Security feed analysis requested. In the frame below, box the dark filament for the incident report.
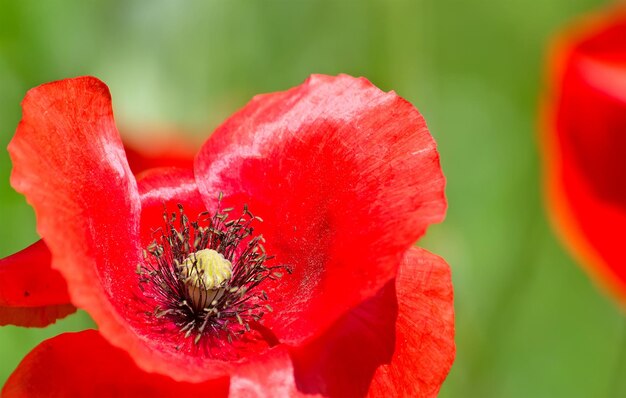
[137,197,291,345]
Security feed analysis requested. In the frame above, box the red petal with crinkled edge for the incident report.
[368,247,455,398]
[8,78,149,375]
[2,330,229,398]
[194,74,447,345]
[290,247,454,397]
[541,5,626,304]
[0,304,75,328]
[0,240,76,327]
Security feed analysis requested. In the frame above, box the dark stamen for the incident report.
[137,196,291,346]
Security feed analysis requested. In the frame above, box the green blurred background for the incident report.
[0,1,623,396]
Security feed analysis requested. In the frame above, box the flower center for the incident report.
[136,200,290,347]
[179,249,232,309]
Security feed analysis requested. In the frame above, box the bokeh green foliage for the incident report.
[0,1,623,396]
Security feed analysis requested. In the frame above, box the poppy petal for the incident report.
[7,77,151,374]
[194,74,447,345]
[0,240,75,327]
[2,330,229,398]
[136,167,207,247]
[290,272,397,397]
[542,6,626,302]
[290,247,454,397]
[368,247,455,398]
[229,347,311,398]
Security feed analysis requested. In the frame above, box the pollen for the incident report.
[179,249,233,291]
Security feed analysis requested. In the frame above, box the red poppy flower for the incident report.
[1,74,454,397]
[541,5,626,303]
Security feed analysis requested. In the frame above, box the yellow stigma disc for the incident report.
[180,249,233,290]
